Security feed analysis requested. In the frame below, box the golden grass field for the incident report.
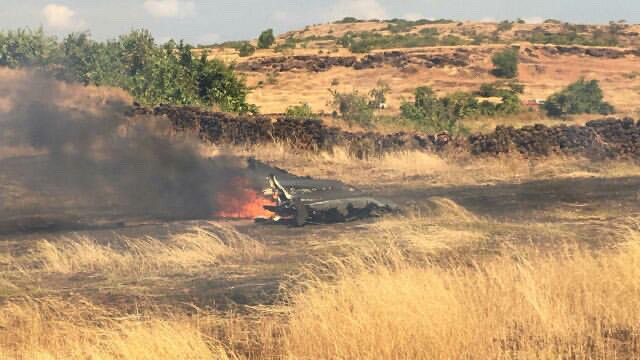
[2,194,640,359]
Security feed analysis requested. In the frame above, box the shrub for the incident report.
[274,37,296,53]
[476,80,524,97]
[285,103,317,119]
[329,89,375,127]
[520,29,621,47]
[237,42,255,57]
[349,40,372,53]
[368,81,390,109]
[335,17,362,24]
[544,78,615,117]
[257,29,275,49]
[401,83,525,132]
[386,20,414,34]
[497,20,514,32]
[440,35,466,46]
[400,87,468,134]
[419,28,439,36]
[491,48,519,78]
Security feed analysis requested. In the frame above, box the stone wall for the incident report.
[128,104,640,160]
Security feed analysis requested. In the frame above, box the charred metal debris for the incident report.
[248,159,398,226]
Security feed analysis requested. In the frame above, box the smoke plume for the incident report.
[0,72,247,229]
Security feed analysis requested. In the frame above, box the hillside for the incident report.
[203,19,640,117]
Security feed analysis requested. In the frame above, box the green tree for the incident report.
[491,48,519,78]
[0,27,257,114]
[59,32,126,86]
[194,54,257,113]
[238,42,255,57]
[544,78,614,117]
[0,27,58,68]
[118,29,156,77]
[257,29,275,49]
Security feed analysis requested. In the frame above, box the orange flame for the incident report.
[214,177,275,219]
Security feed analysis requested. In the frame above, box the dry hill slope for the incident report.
[203,20,640,116]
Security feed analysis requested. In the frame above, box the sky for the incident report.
[0,0,638,44]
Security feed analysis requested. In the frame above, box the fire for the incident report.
[214,177,275,219]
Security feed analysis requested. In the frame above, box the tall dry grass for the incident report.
[284,235,640,359]
[28,223,267,277]
[1,224,640,358]
[217,141,640,188]
[0,297,236,359]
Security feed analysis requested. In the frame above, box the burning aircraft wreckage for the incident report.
[243,159,398,226]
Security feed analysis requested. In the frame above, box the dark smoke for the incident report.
[0,73,247,230]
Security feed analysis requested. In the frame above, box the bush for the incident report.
[335,17,362,24]
[329,89,375,127]
[274,37,296,53]
[544,78,615,117]
[440,35,466,46]
[368,81,390,109]
[340,29,468,52]
[520,29,620,47]
[285,103,317,119]
[349,40,372,53]
[386,20,414,34]
[419,28,439,36]
[497,21,514,32]
[238,42,255,57]
[400,87,468,134]
[476,80,524,97]
[257,29,275,49]
[491,48,519,78]
[401,83,525,133]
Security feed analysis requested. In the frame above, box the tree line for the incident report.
[0,27,256,113]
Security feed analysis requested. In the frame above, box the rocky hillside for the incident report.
[202,20,640,116]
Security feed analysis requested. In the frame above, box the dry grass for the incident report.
[0,297,236,359]
[235,20,640,115]
[243,43,640,114]
[219,142,640,188]
[460,111,601,134]
[284,237,640,359]
[3,223,639,359]
[25,223,267,277]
